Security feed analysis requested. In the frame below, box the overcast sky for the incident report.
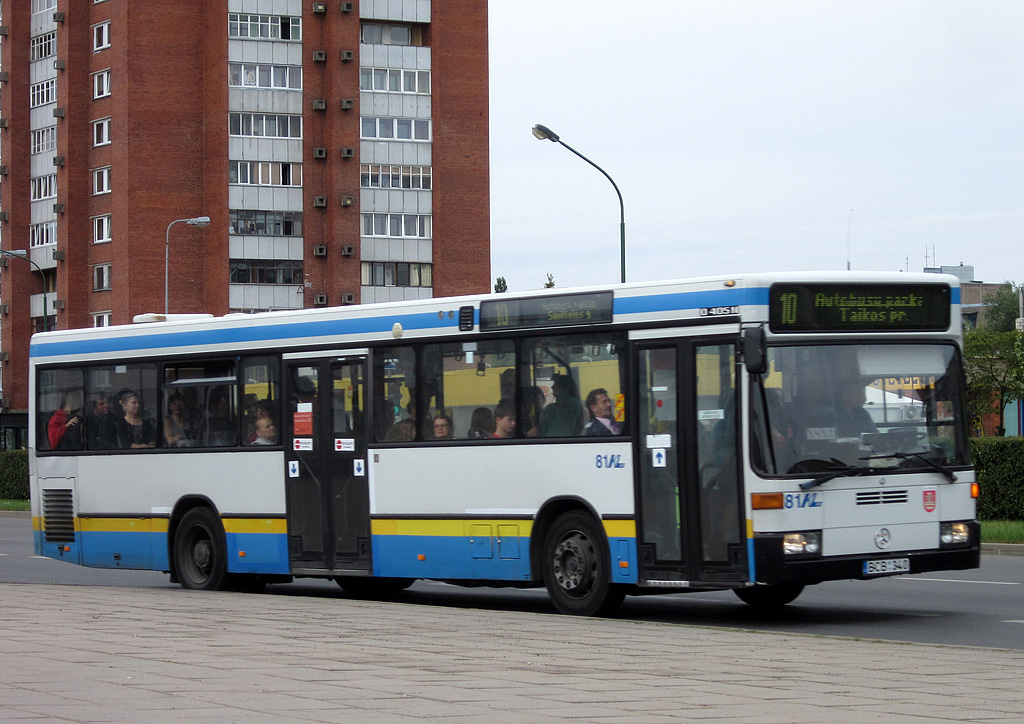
[487,0,1024,292]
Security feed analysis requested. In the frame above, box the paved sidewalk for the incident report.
[1,583,1022,723]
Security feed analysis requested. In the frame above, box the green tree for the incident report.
[981,282,1021,333]
[963,327,1024,436]
[544,273,555,288]
[493,276,507,293]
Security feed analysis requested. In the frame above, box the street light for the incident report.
[532,124,626,284]
[165,216,210,315]
[0,248,48,331]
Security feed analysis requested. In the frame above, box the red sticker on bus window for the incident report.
[293,411,313,436]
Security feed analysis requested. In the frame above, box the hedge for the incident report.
[969,437,1024,521]
[0,441,1021,520]
[0,450,28,500]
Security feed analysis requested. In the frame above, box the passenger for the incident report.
[467,407,495,439]
[490,399,516,439]
[522,385,546,437]
[164,394,195,447]
[115,391,157,449]
[584,388,621,436]
[431,414,453,440]
[48,390,84,450]
[250,415,278,445]
[385,418,416,442]
[539,374,584,437]
[85,394,116,450]
[834,378,878,437]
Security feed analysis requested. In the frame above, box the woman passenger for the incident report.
[116,391,156,449]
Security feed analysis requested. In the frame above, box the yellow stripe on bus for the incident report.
[370,518,636,539]
[222,518,287,535]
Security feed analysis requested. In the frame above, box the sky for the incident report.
[486,0,1024,292]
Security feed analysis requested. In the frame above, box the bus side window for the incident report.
[38,368,85,451]
[374,346,416,442]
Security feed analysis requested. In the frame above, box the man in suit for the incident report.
[584,388,621,436]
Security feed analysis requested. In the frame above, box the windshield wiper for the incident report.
[860,451,957,483]
[799,461,881,490]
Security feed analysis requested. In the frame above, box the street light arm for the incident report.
[0,248,49,331]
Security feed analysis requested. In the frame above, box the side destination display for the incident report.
[480,291,613,331]
[769,283,950,332]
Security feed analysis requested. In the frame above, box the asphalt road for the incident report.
[3,514,1022,650]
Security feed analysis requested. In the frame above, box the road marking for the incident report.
[1002,620,1024,624]
[898,577,1019,585]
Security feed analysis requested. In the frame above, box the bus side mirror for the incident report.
[743,327,767,375]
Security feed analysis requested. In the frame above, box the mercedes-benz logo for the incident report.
[874,528,892,549]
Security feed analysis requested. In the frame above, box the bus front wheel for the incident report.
[734,583,804,609]
[173,507,228,591]
[542,511,624,616]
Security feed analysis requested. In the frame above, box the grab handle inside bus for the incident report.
[743,326,767,375]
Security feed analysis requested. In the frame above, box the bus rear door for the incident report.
[635,339,748,587]
[283,351,370,576]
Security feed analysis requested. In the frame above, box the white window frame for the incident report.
[227,63,302,91]
[93,264,112,292]
[93,69,111,99]
[31,126,57,155]
[359,67,430,95]
[360,164,432,190]
[92,117,111,146]
[32,0,57,14]
[229,161,302,187]
[360,213,432,239]
[228,112,302,139]
[92,166,111,195]
[93,214,112,244]
[228,14,301,41]
[30,79,57,108]
[30,174,57,201]
[92,311,112,327]
[360,117,431,142]
[30,221,57,248]
[30,32,57,61]
[93,22,111,52]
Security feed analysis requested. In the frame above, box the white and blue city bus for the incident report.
[29,271,980,615]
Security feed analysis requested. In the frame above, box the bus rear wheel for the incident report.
[734,583,804,609]
[173,507,228,591]
[542,511,624,616]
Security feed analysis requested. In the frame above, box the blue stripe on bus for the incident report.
[614,286,767,315]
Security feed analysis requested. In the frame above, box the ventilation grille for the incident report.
[42,489,75,542]
[856,490,908,506]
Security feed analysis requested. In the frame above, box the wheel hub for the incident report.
[552,533,594,594]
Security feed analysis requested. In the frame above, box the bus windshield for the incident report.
[750,343,969,476]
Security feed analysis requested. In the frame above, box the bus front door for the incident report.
[635,341,748,586]
[284,353,370,576]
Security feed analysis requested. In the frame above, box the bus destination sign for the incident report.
[769,283,950,333]
[479,291,614,332]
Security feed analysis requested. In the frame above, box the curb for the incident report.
[0,510,30,518]
[981,542,1024,557]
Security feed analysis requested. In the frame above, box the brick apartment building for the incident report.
[0,0,490,419]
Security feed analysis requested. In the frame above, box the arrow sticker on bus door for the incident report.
[288,460,300,478]
[652,449,666,468]
[353,458,365,477]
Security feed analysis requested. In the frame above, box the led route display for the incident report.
[769,283,951,332]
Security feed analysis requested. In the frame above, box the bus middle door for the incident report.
[635,339,748,586]
[284,352,371,576]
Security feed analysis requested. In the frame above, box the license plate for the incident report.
[863,558,910,576]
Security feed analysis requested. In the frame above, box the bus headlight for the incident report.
[783,531,821,556]
[940,522,970,546]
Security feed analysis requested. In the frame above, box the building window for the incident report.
[30,221,57,248]
[92,117,111,146]
[360,164,431,190]
[360,117,431,142]
[30,32,57,61]
[229,210,302,236]
[93,264,112,292]
[360,262,432,288]
[360,23,421,46]
[93,69,111,99]
[93,215,112,243]
[229,260,303,284]
[359,67,430,94]
[229,161,302,187]
[30,174,57,201]
[228,112,302,139]
[92,311,112,327]
[30,79,57,108]
[361,213,431,238]
[228,14,301,41]
[32,0,57,14]
[31,126,57,155]
[93,166,111,195]
[93,22,111,52]
[228,63,302,90]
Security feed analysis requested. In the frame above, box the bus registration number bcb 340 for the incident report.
[863,558,910,576]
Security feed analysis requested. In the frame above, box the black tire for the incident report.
[173,507,228,591]
[542,511,625,616]
[335,577,414,597]
[734,583,804,608]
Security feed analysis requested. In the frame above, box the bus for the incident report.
[29,271,980,615]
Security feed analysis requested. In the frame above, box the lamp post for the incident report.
[165,216,211,315]
[532,124,626,284]
[0,249,49,331]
